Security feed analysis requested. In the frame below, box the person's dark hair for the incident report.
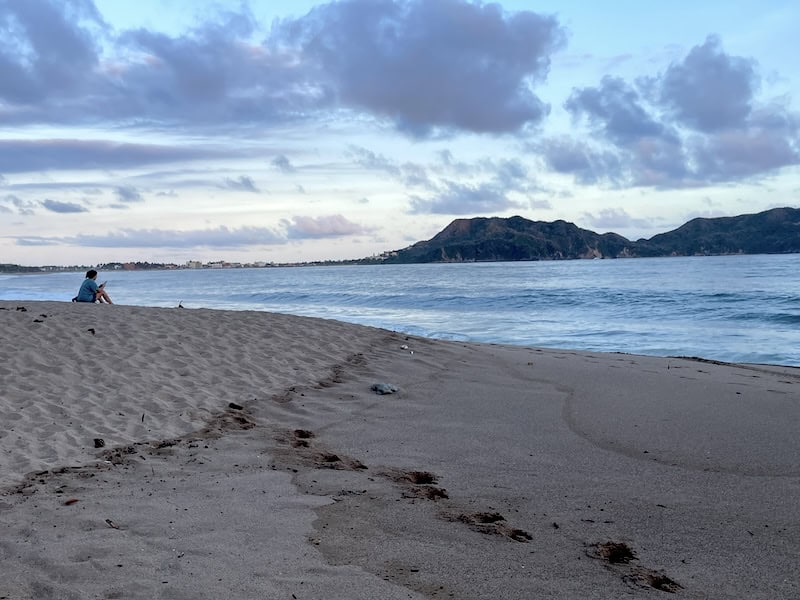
[86,269,97,279]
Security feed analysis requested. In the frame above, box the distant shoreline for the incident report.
[4,249,800,274]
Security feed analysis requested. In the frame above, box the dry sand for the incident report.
[1,300,798,599]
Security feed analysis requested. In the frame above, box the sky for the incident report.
[1,0,798,266]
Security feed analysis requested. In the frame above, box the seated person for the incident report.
[74,269,113,304]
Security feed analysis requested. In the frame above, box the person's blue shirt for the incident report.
[76,278,99,302]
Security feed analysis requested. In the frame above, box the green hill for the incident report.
[375,207,800,263]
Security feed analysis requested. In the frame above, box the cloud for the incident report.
[0,193,36,215]
[0,139,227,173]
[657,36,758,132]
[580,207,652,231]
[399,162,433,189]
[0,0,103,105]
[115,185,143,203]
[0,2,314,128]
[1,0,565,135]
[41,199,88,213]
[557,37,800,188]
[486,158,532,192]
[348,147,539,214]
[352,146,536,195]
[537,137,623,185]
[17,225,287,248]
[348,145,433,188]
[434,149,477,176]
[12,215,373,248]
[348,146,402,177]
[529,198,552,210]
[221,175,259,192]
[15,237,61,246]
[689,118,800,180]
[409,181,522,215]
[565,76,666,144]
[281,0,566,135]
[283,214,373,239]
[271,154,296,173]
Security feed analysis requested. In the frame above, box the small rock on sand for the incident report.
[371,383,399,395]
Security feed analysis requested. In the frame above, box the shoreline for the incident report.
[1,301,798,598]
[4,255,799,369]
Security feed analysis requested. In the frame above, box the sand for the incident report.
[1,300,798,599]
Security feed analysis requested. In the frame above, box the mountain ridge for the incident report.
[373,207,800,263]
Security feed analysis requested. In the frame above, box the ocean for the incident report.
[2,254,799,366]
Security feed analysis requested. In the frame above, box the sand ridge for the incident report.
[0,301,382,489]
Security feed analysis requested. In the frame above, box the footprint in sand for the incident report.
[588,541,683,593]
[453,512,532,542]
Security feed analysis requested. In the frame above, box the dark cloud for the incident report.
[281,0,565,135]
[0,2,311,127]
[658,36,758,132]
[283,214,373,239]
[408,181,522,215]
[41,198,88,213]
[115,185,143,203]
[565,76,665,144]
[537,137,623,185]
[0,0,102,105]
[689,127,800,180]
[630,135,691,186]
[112,12,317,127]
[0,139,225,173]
[557,37,799,187]
[221,175,259,192]
[271,154,296,173]
[1,1,565,134]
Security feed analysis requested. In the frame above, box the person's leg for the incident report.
[97,289,113,304]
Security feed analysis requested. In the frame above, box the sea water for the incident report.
[2,254,799,366]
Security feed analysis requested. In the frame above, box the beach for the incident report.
[1,301,798,599]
